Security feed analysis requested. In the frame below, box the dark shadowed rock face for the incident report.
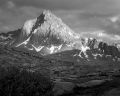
[97,42,120,60]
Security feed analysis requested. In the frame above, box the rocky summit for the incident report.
[0,10,120,61]
[0,10,83,55]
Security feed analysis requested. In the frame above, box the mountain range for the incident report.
[0,10,120,62]
[1,10,120,96]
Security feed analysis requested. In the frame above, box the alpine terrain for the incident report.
[0,10,120,96]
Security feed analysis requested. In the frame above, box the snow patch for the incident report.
[109,16,120,23]
[16,36,31,47]
[32,45,44,52]
[33,29,38,34]
[47,44,63,54]
[49,45,56,54]
[58,44,63,50]
[92,54,102,59]
[28,48,34,51]
[78,45,90,58]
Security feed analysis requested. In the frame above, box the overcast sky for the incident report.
[0,0,120,42]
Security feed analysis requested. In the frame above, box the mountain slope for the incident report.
[0,10,83,55]
[1,10,120,96]
[1,44,120,96]
[0,10,120,62]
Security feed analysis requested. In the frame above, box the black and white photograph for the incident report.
[0,0,120,96]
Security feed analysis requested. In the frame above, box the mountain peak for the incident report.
[37,10,62,24]
[42,10,61,20]
[21,10,80,43]
[22,10,55,36]
[10,10,82,55]
[41,10,54,19]
[42,10,51,15]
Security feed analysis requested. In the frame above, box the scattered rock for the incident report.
[77,80,107,87]
[103,88,120,96]
[53,81,75,96]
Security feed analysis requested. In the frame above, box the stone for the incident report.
[53,81,75,96]
[77,80,106,87]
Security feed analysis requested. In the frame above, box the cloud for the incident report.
[0,5,43,32]
[109,16,120,23]
[0,0,116,15]
[0,5,83,32]
[80,30,120,43]
[6,1,15,9]
[0,0,119,13]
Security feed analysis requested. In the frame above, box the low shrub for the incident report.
[0,66,53,96]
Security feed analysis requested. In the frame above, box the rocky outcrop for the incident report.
[12,10,82,55]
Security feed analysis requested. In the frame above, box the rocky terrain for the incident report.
[0,10,120,61]
[0,45,120,96]
[0,10,120,96]
[0,10,81,55]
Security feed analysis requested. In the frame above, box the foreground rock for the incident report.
[53,81,75,96]
[103,88,120,96]
[77,80,108,87]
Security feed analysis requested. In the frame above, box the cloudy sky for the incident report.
[0,0,120,42]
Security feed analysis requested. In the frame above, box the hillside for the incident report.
[0,10,120,96]
[0,45,120,96]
